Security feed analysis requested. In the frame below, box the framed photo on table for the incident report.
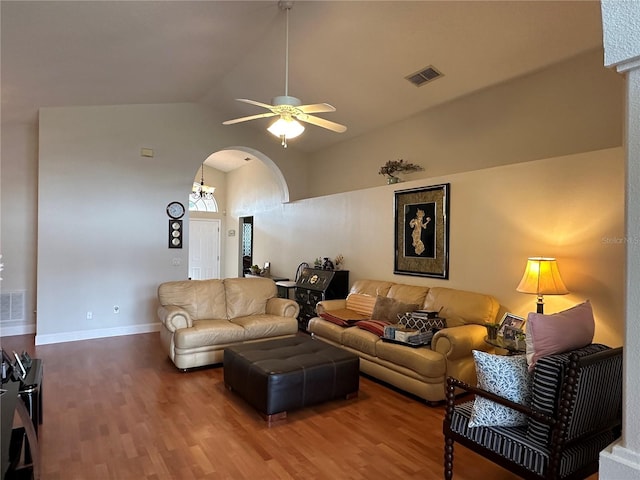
[394,183,450,279]
[498,313,526,340]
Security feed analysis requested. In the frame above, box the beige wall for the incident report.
[0,48,624,346]
[32,103,308,343]
[307,49,623,199]
[0,122,39,332]
[227,147,624,348]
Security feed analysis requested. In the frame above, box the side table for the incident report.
[484,336,526,355]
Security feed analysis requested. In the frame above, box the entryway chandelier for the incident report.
[191,162,215,200]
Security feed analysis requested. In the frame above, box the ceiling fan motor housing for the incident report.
[272,95,302,107]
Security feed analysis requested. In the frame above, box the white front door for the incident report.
[189,218,221,279]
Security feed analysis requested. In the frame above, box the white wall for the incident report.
[600,1,640,477]
[227,147,625,348]
[34,103,308,344]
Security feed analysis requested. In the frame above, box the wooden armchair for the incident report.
[443,344,623,480]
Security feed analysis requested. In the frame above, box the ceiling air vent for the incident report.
[405,65,443,87]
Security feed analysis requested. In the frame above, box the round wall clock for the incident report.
[166,201,185,219]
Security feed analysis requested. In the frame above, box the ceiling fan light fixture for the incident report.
[268,117,305,147]
[222,0,346,144]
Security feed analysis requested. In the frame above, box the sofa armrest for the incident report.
[265,297,300,318]
[431,324,489,361]
[157,305,193,332]
[316,299,347,315]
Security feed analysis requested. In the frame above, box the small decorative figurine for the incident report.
[322,257,334,270]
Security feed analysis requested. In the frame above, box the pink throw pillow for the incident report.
[525,301,595,370]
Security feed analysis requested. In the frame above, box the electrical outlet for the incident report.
[86,311,93,320]
[113,305,120,314]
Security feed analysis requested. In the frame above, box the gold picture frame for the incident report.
[394,183,450,278]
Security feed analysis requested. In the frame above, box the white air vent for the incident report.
[406,65,444,87]
[1,290,25,322]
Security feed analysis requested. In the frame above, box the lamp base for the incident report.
[536,295,544,314]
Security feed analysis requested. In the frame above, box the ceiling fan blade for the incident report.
[296,113,347,133]
[298,103,336,114]
[235,98,275,111]
[222,112,277,125]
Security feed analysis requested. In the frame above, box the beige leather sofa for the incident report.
[158,277,300,370]
[307,279,500,403]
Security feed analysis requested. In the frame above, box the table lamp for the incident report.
[516,257,569,314]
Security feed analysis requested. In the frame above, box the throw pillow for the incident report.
[398,312,446,333]
[319,308,369,328]
[525,301,595,371]
[468,350,533,428]
[371,296,419,324]
[355,319,391,337]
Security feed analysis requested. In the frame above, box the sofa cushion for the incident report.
[423,287,499,327]
[158,279,227,320]
[225,277,276,319]
[308,318,347,344]
[386,284,429,307]
[230,314,298,339]
[469,351,532,427]
[355,319,391,337]
[371,295,419,323]
[375,341,446,378]
[345,293,377,317]
[342,327,379,356]
[525,301,595,371]
[350,280,395,298]
[174,319,245,349]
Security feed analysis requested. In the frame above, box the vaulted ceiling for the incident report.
[1,1,604,154]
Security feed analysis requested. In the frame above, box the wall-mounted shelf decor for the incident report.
[169,220,183,249]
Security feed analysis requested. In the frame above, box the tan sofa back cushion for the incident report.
[350,280,395,297]
[423,287,499,327]
[387,284,430,306]
[225,277,276,319]
[158,279,227,320]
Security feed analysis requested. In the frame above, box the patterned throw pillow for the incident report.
[468,350,533,427]
[398,313,446,333]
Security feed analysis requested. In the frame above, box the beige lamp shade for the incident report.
[517,257,568,313]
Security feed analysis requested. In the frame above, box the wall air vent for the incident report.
[1,290,25,323]
[405,65,444,87]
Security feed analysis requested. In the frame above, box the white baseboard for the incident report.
[35,322,160,345]
[600,441,640,479]
[0,322,36,337]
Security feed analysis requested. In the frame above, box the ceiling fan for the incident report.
[222,1,347,148]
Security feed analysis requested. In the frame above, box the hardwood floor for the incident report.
[1,333,598,479]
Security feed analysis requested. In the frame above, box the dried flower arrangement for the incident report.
[378,159,423,183]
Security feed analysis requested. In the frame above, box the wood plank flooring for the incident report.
[1,333,598,479]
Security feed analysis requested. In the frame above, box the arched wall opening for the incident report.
[190,145,291,279]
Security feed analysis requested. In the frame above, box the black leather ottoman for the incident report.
[223,336,359,422]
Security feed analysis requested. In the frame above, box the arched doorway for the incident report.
[190,147,290,279]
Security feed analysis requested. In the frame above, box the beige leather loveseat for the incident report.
[158,277,300,369]
[307,280,499,403]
